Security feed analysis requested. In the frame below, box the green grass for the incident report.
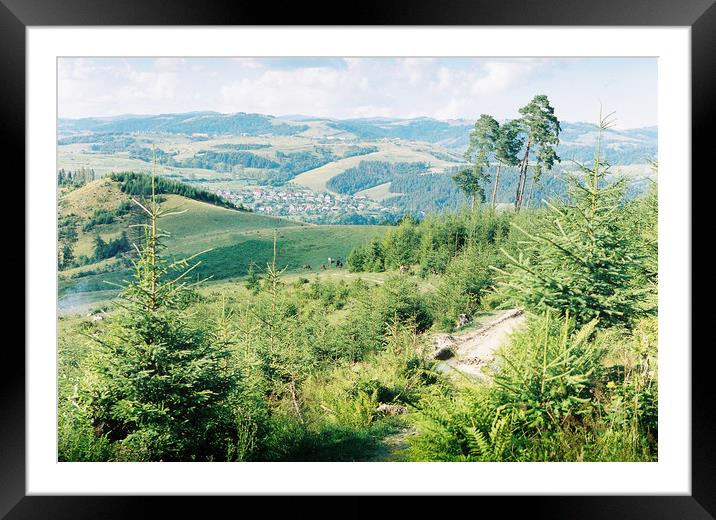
[158,195,303,254]
[58,190,389,312]
[192,225,387,280]
[58,176,389,313]
[355,181,403,201]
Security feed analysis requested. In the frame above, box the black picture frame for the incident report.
[5,0,709,517]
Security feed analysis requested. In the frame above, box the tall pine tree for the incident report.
[492,119,524,208]
[461,114,500,210]
[83,154,238,461]
[514,95,561,211]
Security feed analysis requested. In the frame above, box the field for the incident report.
[292,141,461,193]
[355,182,402,201]
[190,224,387,279]
[58,144,183,178]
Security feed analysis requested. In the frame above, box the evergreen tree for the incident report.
[248,231,313,420]
[92,234,107,261]
[451,168,485,210]
[245,262,261,294]
[58,215,78,269]
[515,95,561,211]
[83,157,237,461]
[492,119,524,207]
[383,218,420,268]
[458,114,499,210]
[494,111,647,326]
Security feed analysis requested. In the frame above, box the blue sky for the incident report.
[58,57,657,128]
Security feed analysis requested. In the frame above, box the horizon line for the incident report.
[57,110,658,129]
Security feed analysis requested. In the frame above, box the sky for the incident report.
[58,57,657,128]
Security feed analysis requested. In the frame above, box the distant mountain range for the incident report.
[59,111,657,165]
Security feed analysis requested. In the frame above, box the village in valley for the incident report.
[215,186,394,223]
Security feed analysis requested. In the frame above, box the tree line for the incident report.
[110,171,245,211]
[58,167,97,188]
[327,161,430,195]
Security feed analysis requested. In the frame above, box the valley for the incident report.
[58,111,657,224]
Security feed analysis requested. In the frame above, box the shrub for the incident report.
[409,384,513,461]
[374,275,433,333]
[432,244,497,330]
[58,400,111,462]
[347,238,385,272]
[383,218,421,269]
[492,312,603,430]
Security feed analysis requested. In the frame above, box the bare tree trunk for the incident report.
[519,167,528,208]
[515,160,528,211]
[515,135,532,212]
[514,165,524,211]
[526,173,535,209]
[289,377,303,422]
[491,162,501,208]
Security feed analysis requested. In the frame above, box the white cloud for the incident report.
[56,57,656,127]
[220,67,342,116]
[397,58,434,85]
[470,60,541,96]
[351,105,394,118]
[434,98,468,120]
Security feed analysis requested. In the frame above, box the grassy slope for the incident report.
[355,182,402,201]
[192,224,386,280]
[159,195,304,254]
[60,177,125,218]
[58,180,388,312]
[60,178,130,256]
[292,151,384,192]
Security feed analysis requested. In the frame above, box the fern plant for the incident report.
[409,384,515,462]
[465,411,513,462]
[493,311,602,431]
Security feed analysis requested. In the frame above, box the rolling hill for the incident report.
[58,111,310,137]
[59,111,657,161]
[58,177,388,313]
[57,110,657,224]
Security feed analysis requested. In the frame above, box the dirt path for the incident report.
[434,308,526,379]
[369,309,526,461]
[366,425,416,462]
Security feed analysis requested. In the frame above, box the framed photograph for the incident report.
[7,0,710,516]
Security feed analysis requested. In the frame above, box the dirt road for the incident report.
[434,308,526,379]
